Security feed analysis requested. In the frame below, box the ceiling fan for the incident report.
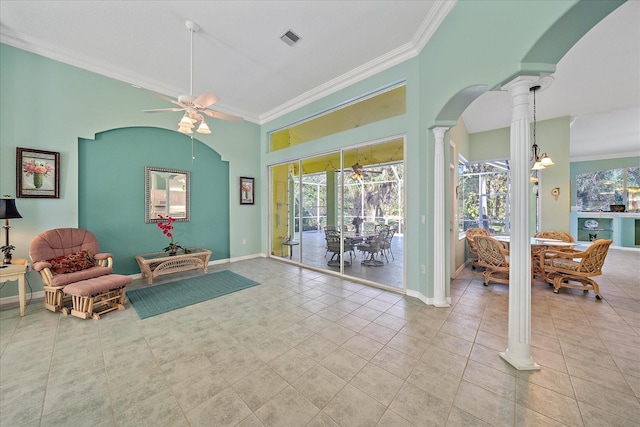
[139,20,242,134]
[349,162,383,179]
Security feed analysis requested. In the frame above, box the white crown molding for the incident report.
[258,41,418,124]
[413,0,457,52]
[570,151,640,163]
[258,0,457,124]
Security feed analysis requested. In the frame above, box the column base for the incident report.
[499,350,541,371]
[433,301,450,308]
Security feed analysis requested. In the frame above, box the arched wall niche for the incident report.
[78,126,230,274]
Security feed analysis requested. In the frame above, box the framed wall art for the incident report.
[16,147,60,198]
[240,177,255,205]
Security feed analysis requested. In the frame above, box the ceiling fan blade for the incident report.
[142,108,185,113]
[193,92,219,109]
[202,109,244,122]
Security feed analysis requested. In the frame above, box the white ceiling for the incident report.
[1,1,638,161]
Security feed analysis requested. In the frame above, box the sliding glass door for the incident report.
[269,138,405,290]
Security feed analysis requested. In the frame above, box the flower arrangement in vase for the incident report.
[157,215,185,255]
[241,182,252,200]
[22,160,53,189]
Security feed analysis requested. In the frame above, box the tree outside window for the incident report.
[458,160,510,234]
[576,167,640,212]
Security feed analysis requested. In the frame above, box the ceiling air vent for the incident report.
[280,30,301,46]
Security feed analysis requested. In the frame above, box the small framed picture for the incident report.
[240,177,255,205]
[17,147,60,198]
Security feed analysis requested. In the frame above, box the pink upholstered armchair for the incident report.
[30,228,131,319]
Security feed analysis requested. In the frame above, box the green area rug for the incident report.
[127,270,260,319]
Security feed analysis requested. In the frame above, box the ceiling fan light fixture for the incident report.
[196,120,211,134]
[179,115,195,128]
[141,19,242,143]
[177,125,193,134]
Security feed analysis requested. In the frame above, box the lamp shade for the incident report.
[0,198,22,219]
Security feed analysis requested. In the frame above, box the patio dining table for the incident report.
[327,232,376,267]
[343,232,376,244]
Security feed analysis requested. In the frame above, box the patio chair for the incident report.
[543,239,612,300]
[326,232,353,266]
[474,235,510,286]
[358,227,388,266]
[380,227,396,261]
[465,228,490,269]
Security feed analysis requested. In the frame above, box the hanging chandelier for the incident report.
[530,85,554,170]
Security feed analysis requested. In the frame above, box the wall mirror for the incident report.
[145,166,190,223]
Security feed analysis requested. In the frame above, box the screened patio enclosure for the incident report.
[270,138,405,289]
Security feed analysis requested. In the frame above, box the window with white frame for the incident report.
[458,158,511,234]
[576,166,640,212]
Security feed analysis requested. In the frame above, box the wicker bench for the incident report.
[135,248,212,285]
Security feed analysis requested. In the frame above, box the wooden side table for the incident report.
[0,263,28,316]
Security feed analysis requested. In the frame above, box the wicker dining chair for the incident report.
[465,228,490,269]
[474,235,510,286]
[532,230,575,281]
[543,239,612,300]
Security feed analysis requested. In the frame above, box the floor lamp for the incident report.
[0,196,23,265]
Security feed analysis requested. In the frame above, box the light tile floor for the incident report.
[1,249,638,426]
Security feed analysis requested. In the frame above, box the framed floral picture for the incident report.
[240,177,254,205]
[16,147,60,198]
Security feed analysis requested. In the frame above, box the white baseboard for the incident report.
[0,291,45,307]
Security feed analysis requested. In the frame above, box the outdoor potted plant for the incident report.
[352,216,363,235]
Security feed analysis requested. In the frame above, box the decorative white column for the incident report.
[433,127,450,307]
[500,76,540,370]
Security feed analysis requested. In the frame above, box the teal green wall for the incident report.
[570,156,640,205]
[536,117,571,232]
[469,127,511,163]
[78,127,230,274]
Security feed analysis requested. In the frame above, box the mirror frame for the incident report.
[145,166,190,223]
